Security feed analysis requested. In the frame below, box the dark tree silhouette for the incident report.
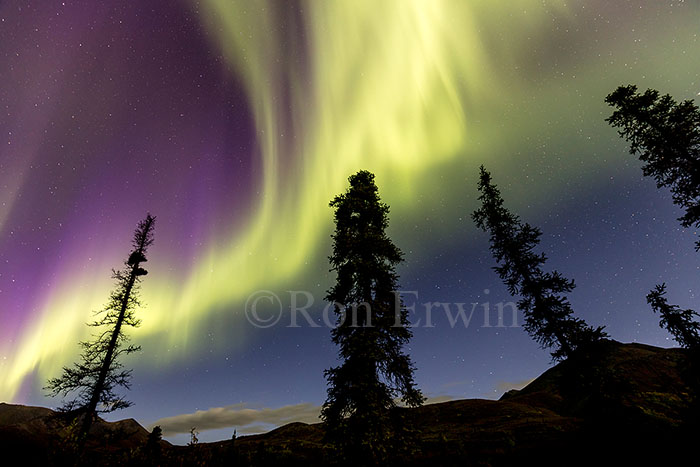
[647,284,700,351]
[145,425,163,459]
[606,85,700,349]
[472,166,607,360]
[45,213,155,444]
[605,84,700,250]
[321,170,424,463]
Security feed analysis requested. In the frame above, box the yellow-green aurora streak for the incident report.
[0,0,643,401]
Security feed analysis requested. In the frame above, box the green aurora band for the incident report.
[2,0,698,402]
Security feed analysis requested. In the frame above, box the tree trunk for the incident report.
[78,230,150,445]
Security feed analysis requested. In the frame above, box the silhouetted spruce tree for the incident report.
[145,425,163,460]
[472,166,607,360]
[647,284,700,352]
[321,170,424,464]
[45,213,155,444]
[605,85,700,250]
[606,85,700,349]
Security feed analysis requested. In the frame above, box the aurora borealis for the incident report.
[1,0,699,443]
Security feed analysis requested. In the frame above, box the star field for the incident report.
[0,0,699,443]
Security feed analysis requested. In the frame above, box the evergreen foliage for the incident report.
[606,85,700,350]
[647,284,700,351]
[472,167,607,360]
[45,214,156,442]
[606,85,700,250]
[321,170,424,464]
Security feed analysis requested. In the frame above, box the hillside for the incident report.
[1,341,696,466]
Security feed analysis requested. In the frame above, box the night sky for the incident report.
[1,0,699,444]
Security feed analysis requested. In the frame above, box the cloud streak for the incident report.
[495,379,534,394]
[150,396,455,436]
[150,402,321,436]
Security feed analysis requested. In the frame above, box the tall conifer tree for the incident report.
[322,171,423,463]
[45,213,155,443]
[606,85,700,249]
[607,85,700,348]
[473,167,606,360]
